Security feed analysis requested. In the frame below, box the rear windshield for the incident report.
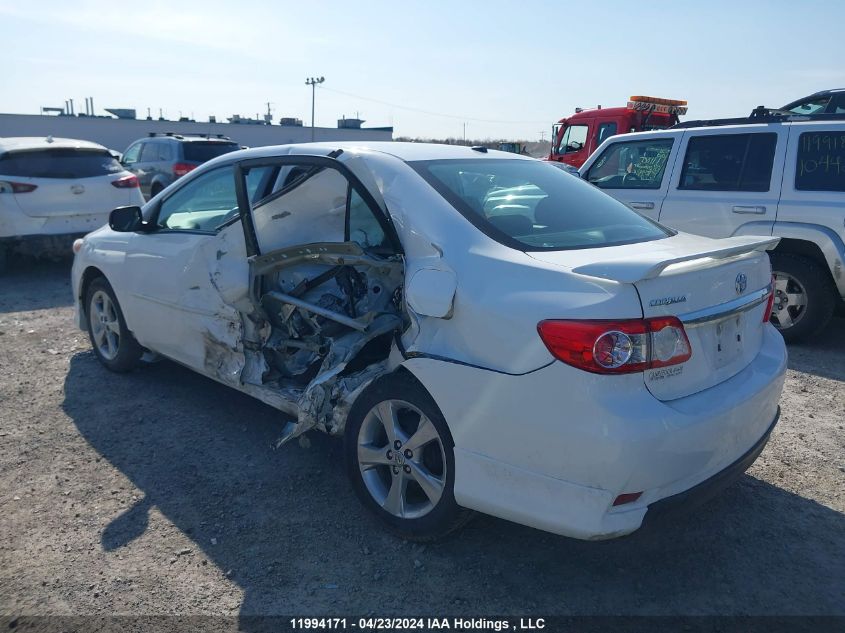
[411,158,672,251]
[183,142,239,163]
[0,149,122,179]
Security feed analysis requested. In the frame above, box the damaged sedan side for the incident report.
[73,141,787,543]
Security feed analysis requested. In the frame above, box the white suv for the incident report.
[579,117,845,341]
[0,137,144,270]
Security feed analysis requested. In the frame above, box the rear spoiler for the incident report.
[571,236,780,284]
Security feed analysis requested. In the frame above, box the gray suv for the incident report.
[121,133,240,199]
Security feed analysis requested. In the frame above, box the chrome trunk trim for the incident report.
[679,284,772,328]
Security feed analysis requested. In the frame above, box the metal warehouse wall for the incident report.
[0,114,393,152]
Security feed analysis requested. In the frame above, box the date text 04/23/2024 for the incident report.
[288,618,547,631]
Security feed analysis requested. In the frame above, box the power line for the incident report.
[318,85,548,125]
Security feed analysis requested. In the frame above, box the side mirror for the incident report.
[109,206,144,232]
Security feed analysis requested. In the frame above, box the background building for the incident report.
[0,112,393,152]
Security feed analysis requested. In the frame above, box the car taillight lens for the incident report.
[537,317,692,374]
[111,175,139,188]
[763,276,775,323]
[173,162,196,178]
[0,180,38,193]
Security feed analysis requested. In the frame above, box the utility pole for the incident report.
[462,122,467,143]
[305,76,325,142]
[539,130,546,142]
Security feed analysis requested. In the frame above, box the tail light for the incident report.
[537,317,692,374]
[763,276,776,323]
[0,181,38,194]
[111,175,139,188]
[172,162,196,178]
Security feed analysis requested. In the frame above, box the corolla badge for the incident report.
[735,273,747,295]
[649,295,687,307]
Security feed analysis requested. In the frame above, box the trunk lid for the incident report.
[528,233,777,400]
[1,148,130,218]
[14,174,133,218]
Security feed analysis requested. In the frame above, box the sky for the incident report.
[1,0,843,141]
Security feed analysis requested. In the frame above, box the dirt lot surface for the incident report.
[1,261,843,619]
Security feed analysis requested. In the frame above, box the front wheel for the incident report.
[85,277,143,372]
[344,372,472,541]
[769,253,836,342]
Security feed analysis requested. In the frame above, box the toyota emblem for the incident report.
[735,273,747,295]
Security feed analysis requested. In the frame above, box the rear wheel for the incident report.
[769,253,836,342]
[85,277,143,372]
[344,372,472,541]
[150,183,163,198]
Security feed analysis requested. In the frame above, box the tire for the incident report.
[84,277,143,372]
[344,371,473,541]
[0,245,8,275]
[769,253,837,343]
[150,183,163,198]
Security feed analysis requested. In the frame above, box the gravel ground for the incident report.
[0,260,843,619]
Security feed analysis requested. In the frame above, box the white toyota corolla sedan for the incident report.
[71,142,786,541]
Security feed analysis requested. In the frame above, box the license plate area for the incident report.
[712,315,744,369]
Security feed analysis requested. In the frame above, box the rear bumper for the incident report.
[642,406,779,527]
[404,325,787,540]
[0,232,85,258]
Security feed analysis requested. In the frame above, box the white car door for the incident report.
[580,131,684,222]
[657,124,789,238]
[118,164,262,374]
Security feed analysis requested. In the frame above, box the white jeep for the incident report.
[579,115,845,341]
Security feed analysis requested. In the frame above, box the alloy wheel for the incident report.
[356,399,447,519]
[771,272,808,330]
[89,290,121,360]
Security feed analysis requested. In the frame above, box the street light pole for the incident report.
[305,76,325,142]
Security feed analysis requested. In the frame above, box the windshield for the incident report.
[411,158,672,251]
[183,142,239,163]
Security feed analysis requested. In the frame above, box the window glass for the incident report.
[795,131,845,192]
[139,143,159,162]
[156,167,236,231]
[587,138,673,189]
[349,188,388,249]
[252,165,349,253]
[0,149,123,179]
[679,133,777,192]
[412,159,670,251]
[183,142,239,162]
[157,143,172,161]
[787,97,830,115]
[122,143,142,164]
[558,125,588,154]
[249,164,393,254]
[596,122,618,146]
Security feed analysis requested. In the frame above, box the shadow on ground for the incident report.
[62,353,845,621]
[787,316,845,382]
[0,258,74,313]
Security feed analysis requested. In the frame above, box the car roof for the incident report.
[229,141,536,163]
[793,88,845,98]
[0,136,108,155]
[142,134,237,143]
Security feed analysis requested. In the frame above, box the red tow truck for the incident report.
[547,96,688,168]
